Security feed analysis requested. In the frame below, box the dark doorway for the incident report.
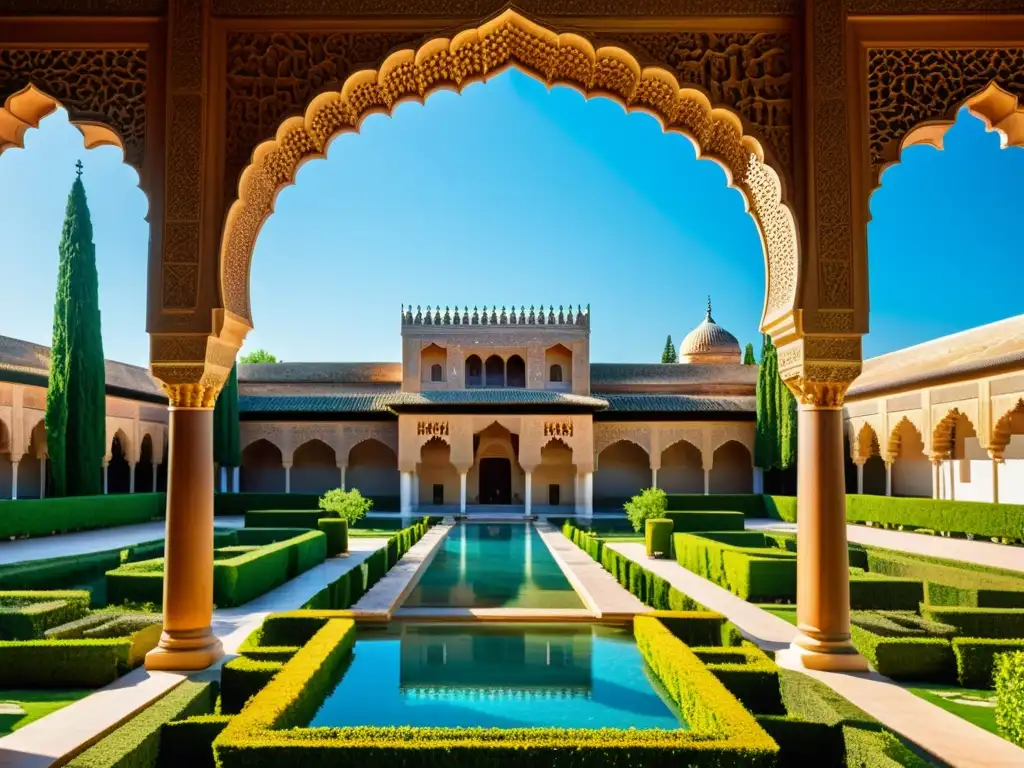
[548,484,560,505]
[479,458,512,504]
[433,483,444,505]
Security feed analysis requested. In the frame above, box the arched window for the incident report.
[550,364,563,383]
[430,363,443,382]
[485,355,505,387]
[465,355,483,387]
[506,355,526,388]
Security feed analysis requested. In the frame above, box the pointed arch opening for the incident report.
[594,439,649,507]
[241,438,285,493]
[347,438,399,505]
[660,439,704,494]
[292,439,339,494]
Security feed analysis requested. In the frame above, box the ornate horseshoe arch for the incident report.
[217,9,800,351]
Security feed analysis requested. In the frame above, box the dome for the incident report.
[679,298,741,364]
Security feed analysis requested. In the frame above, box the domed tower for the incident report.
[679,297,741,364]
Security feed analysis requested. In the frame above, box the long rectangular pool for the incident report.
[308,623,686,730]
[402,522,584,609]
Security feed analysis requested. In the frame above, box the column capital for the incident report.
[987,448,1005,463]
[776,335,863,410]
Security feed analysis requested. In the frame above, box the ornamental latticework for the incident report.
[403,304,589,327]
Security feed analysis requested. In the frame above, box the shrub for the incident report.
[0,550,121,591]
[695,644,785,715]
[846,495,1024,542]
[996,651,1024,747]
[160,715,232,768]
[0,591,91,639]
[762,495,797,522]
[45,612,116,639]
[648,611,731,647]
[920,606,1024,639]
[624,487,666,533]
[0,493,165,540]
[865,547,1024,607]
[244,510,328,529]
[0,637,133,687]
[953,638,1024,688]
[318,488,372,526]
[222,657,285,714]
[848,573,924,610]
[665,510,745,533]
[849,625,954,681]
[67,680,217,767]
[664,493,766,519]
[317,519,348,557]
[674,532,796,602]
[755,715,843,767]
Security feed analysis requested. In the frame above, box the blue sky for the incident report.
[0,69,1020,368]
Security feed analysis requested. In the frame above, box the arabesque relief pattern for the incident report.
[868,47,1024,178]
[220,11,798,336]
[0,49,148,169]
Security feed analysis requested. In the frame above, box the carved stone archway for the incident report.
[215,9,800,361]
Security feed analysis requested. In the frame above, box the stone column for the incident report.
[523,470,533,516]
[753,466,764,494]
[39,457,46,499]
[103,460,109,495]
[948,460,956,501]
[931,457,942,499]
[583,472,593,517]
[338,463,346,491]
[129,462,137,494]
[400,471,412,515]
[219,465,227,493]
[459,471,468,515]
[412,472,420,512]
[10,460,18,500]
[232,466,239,493]
[780,389,867,672]
[145,407,223,671]
[703,466,711,495]
[854,460,864,494]
[989,450,1002,504]
[283,463,292,494]
[884,460,893,497]
[152,464,159,494]
[651,467,658,489]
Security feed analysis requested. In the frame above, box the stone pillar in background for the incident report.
[146,407,223,671]
[152,464,159,494]
[583,472,593,517]
[219,466,227,493]
[338,463,346,491]
[651,467,658,489]
[884,460,893,497]
[129,462,137,493]
[523,470,533,516]
[10,460,18,500]
[703,466,711,495]
[400,471,412,515]
[283,463,292,494]
[459,472,468,515]
[412,472,420,512]
[989,450,1002,504]
[854,460,864,494]
[931,457,942,499]
[232,466,239,493]
[753,466,764,493]
[39,457,47,499]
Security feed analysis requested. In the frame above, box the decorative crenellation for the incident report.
[402,304,590,328]
[416,420,449,437]
[544,420,574,438]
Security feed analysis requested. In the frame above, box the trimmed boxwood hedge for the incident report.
[317,519,348,556]
[0,493,165,540]
[644,518,672,557]
[222,657,285,714]
[953,637,1024,688]
[920,606,1024,639]
[67,679,218,767]
[215,493,400,516]
[0,637,133,687]
[846,495,1024,542]
[693,644,784,715]
[160,715,231,768]
[674,532,796,602]
[665,510,745,533]
[0,590,91,639]
[996,651,1024,747]
[849,626,954,681]
[245,509,336,530]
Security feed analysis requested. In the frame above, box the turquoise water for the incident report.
[308,623,685,730]
[402,523,584,609]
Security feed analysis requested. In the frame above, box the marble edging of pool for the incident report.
[531,521,602,618]
[349,521,456,619]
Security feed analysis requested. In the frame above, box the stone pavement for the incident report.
[0,517,245,565]
[608,541,1024,768]
[351,523,452,617]
[0,537,387,768]
[747,519,1024,573]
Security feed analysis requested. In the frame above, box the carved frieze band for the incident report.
[544,420,574,438]
[867,47,1024,176]
[0,49,148,169]
[417,420,449,436]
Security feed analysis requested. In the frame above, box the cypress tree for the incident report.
[45,161,106,497]
[743,343,756,365]
[213,362,241,473]
[778,364,798,470]
[660,335,677,363]
[754,335,779,470]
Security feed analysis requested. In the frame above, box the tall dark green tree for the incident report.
[777,358,798,470]
[214,362,241,477]
[743,343,757,365]
[660,335,677,363]
[45,161,106,497]
[754,335,778,470]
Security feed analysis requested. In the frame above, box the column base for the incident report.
[776,634,870,673]
[145,627,223,671]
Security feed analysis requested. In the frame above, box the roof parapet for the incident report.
[401,304,590,328]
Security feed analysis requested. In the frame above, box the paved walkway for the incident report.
[0,538,387,768]
[747,519,1024,573]
[608,542,1024,768]
[352,523,452,617]
[0,518,246,565]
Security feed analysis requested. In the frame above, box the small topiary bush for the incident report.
[645,518,672,558]
[996,651,1024,746]
[624,487,667,533]
[317,518,349,557]
[318,488,372,526]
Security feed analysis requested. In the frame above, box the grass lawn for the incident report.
[908,684,1002,738]
[0,690,93,736]
[755,604,798,626]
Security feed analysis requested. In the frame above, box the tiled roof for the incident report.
[848,314,1024,399]
[240,390,609,414]
[602,394,755,413]
[238,362,402,384]
[0,335,165,402]
[590,363,757,389]
[240,394,398,413]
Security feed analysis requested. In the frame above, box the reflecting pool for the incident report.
[402,523,584,609]
[308,623,685,730]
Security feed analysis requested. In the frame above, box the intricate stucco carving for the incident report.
[616,31,792,176]
[869,49,1024,183]
[0,50,147,169]
[241,421,399,463]
[219,10,799,342]
[931,407,977,459]
[886,415,925,461]
[593,424,651,460]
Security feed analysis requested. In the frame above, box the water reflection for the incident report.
[403,523,583,609]
[308,623,685,730]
